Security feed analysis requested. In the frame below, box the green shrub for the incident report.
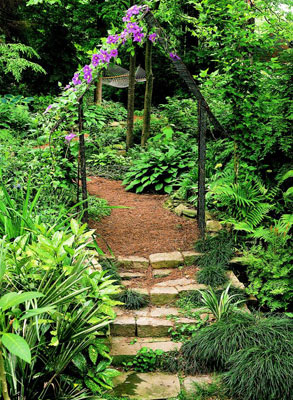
[124,347,163,372]
[87,196,111,220]
[117,289,149,310]
[223,343,293,400]
[122,143,194,194]
[245,229,293,311]
[197,265,228,287]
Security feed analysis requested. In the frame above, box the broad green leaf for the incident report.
[0,292,44,311]
[70,219,79,235]
[72,352,87,373]
[2,333,31,363]
[89,345,98,364]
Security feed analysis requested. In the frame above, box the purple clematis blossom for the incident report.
[72,73,82,85]
[169,52,181,60]
[110,49,118,58]
[65,133,77,143]
[133,32,144,42]
[127,22,141,34]
[43,104,53,114]
[107,34,119,44]
[149,33,157,43]
[92,53,101,67]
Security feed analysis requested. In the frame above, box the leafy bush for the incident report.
[100,258,121,285]
[123,142,194,194]
[88,196,111,220]
[117,289,149,310]
[0,96,37,136]
[124,347,163,372]
[245,227,293,311]
[159,97,198,135]
[2,220,121,399]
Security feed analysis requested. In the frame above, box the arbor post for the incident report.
[126,49,136,151]
[197,100,207,238]
[78,98,88,222]
[141,39,154,146]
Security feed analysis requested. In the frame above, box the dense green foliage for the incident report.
[0,0,292,398]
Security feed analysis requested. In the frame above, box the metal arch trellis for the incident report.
[49,6,225,236]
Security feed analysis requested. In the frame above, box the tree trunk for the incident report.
[197,100,207,238]
[94,74,103,105]
[78,99,88,222]
[126,50,136,151]
[141,39,154,146]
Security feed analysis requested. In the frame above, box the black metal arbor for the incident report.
[51,6,225,238]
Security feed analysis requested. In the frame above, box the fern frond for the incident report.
[0,43,46,81]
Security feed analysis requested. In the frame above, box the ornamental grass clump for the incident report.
[180,313,293,376]
[223,342,293,400]
[118,289,149,310]
[195,232,234,287]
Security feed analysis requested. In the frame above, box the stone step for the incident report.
[110,337,182,365]
[111,307,198,337]
[111,371,180,399]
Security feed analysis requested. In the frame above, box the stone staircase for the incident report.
[102,251,245,399]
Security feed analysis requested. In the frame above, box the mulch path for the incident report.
[87,176,199,257]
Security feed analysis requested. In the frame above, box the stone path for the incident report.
[99,251,246,399]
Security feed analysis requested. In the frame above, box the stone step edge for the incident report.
[98,252,245,270]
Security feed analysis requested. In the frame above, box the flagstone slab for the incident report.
[153,269,173,278]
[112,372,180,399]
[149,252,184,269]
[120,271,145,279]
[182,251,203,266]
[111,316,136,336]
[136,317,173,337]
[118,256,149,269]
[154,277,194,287]
[176,283,207,294]
[183,375,213,393]
[150,287,178,305]
[110,337,182,357]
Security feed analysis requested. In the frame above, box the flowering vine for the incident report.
[43,4,181,141]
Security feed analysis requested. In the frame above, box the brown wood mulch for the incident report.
[87,176,199,257]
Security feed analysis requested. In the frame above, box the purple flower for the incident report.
[92,53,101,67]
[133,32,144,43]
[13,183,22,190]
[64,84,71,90]
[100,50,111,64]
[72,73,82,85]
[84,72,92,83]
[123,5,142,22]
[83,65,91,73]
[149,33,157,43]
[120,30,129,44]
[43,104,52,114]
[107,34,119,44]
[127,22,141,34]
[169,52,181,60]
[65,133,77,143]
[110,49,118,58]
